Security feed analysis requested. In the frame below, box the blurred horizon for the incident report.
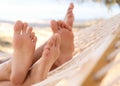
[0,0,120,23]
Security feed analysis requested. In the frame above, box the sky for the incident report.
[0,0,120,22]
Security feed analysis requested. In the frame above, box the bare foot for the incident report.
[50,3,74,67]
[11,21,37,85]
[23,33,61,85]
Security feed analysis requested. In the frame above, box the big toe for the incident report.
[50,20,58,33]
[65,3,74,27]
[14,20,23,35]
[68,3,74,13]
[66,13,74,27]
[70,3,74,9]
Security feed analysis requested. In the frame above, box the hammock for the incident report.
[33,13,120,86]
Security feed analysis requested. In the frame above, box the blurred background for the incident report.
[0,0,119,22]
[0,0,120,56]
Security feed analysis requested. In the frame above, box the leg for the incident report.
[23,33,61,85]
[0,60,11,81]
[10,21,37,85]
[0,81,13,86]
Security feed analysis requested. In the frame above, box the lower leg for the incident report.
[0,60,11,81]
[0,81,13,86]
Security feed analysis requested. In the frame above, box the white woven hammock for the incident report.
[33,14,120,86]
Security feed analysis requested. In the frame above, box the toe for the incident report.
[22,23,28,34]
[14,20,23,35]
[71,3,74,8]
[61,21,66,28]
[64,23,71,31]
[58,20,71,31]
[30,32,35,40]
[69,3,74,10]
[48,36,55,47]
[64,3,74,28]
[42,48,49,57]
[43,35,56,57]
[27,27,33,35]
[50,20,58,33]
[67,3,74,15]
[57,20,62,25]
[33,36,37,44]
[44,37,53,50]
[57,20,63,29]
